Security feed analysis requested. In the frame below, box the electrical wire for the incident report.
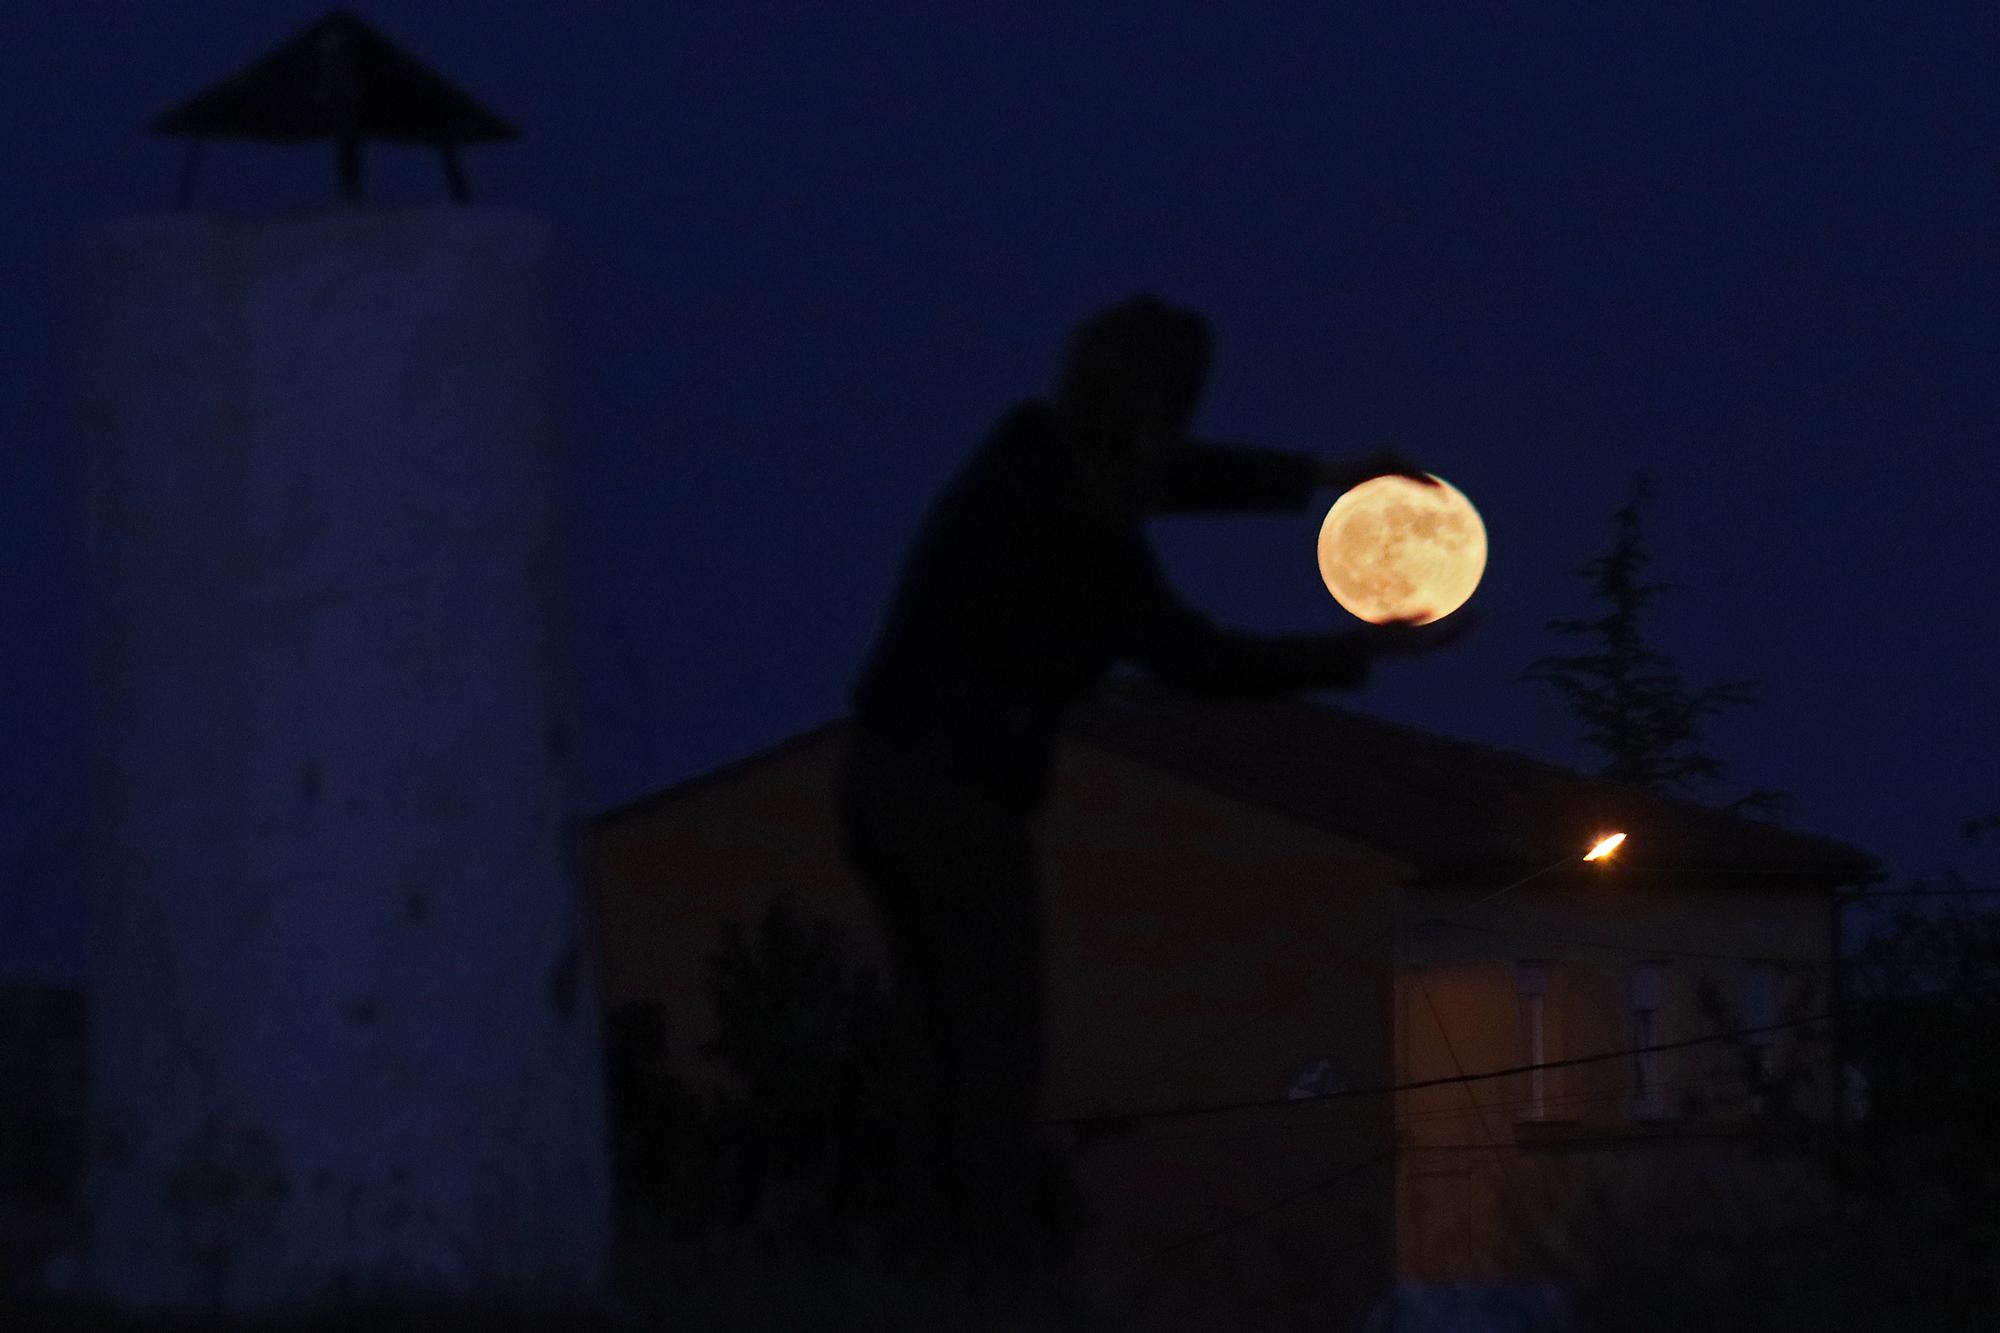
[1087,1064,1759,1151]
[1092,848,1860,1115]
[1050,852,1843,1122]
[1411,969,1539,1265]
[1061,946,1857,1276]
[1094,1001,1836,1287]
[1044,1008,1835,1129]
[1090,989,1841,1289]
[1047,845,1869,1305]
[1048,853,1622,1119]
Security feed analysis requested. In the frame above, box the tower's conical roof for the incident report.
[151,8,517,144]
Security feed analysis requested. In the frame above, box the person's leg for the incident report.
[923,814,1043,1230]
[919,811,1091,1328]
[835,735,1054,1292]
[836,735,988,1269]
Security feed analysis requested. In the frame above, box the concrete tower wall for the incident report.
[68,209,607,1310]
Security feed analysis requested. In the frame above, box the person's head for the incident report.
[1052,295,1212,514]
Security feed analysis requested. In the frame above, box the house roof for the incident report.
[594,680,1880,890]
[1069,676,1880,889]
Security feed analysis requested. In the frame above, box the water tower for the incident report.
[65,10,609,1311]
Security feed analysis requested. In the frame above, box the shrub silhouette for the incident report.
[605,893,907,1243]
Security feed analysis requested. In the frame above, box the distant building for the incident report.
[584,678,1877,1330]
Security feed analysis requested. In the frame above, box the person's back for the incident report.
[851,397,1178,814]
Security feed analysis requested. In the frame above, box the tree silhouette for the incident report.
[1525,473,1786,816]
[1518,895,2000,1330]
[686,893,907,1236]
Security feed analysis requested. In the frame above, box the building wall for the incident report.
[583,726,1410,1329]
[1042,742,1406,1331]
[1393,868,1839,1281]
[583,729,876,1052]
[584,728,1849,1309]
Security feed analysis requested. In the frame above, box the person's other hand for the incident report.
[1362,609,1480,657]
[1321,447,1440,491]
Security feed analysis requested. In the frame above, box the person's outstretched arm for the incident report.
[1157,442,1438,514]
[1156,441,1320,514]
[1120,544,1473,697]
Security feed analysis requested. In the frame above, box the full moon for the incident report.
[1317,474,1488,624]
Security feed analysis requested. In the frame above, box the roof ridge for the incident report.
[1078,678,1876,879]
[1091,675,1843,844]
[586,685,1877,882]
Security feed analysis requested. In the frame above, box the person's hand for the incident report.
[1321,447,1440,492]
[1361,609,1480,657]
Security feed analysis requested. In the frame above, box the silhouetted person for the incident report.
[602,1001,671,1221]
[837,295,1472,1310]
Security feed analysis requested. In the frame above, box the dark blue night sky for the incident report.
[4,3,1996,979]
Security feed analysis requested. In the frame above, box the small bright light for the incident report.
[1584,833,1627,862]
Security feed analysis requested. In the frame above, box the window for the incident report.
[1516,963,1550,1120]
[1629,963,1666,1119]
[1741,962,1782,1111]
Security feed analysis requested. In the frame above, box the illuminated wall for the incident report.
[1392,872,1838,1281]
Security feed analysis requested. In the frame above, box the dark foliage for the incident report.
[697,893,908,1231]
[1518,899,2000,1331]
[1523,474,1785,816]
[603,893,909,1241]
[1846,902,2000,1225]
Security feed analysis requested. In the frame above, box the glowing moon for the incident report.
[1317,474,1487,624]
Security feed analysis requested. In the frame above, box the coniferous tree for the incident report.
[1525,474,1786,816]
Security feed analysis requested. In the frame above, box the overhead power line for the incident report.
[1050,852,1849,1119]
[1410,967,1539,1258]
[1045,1009,1833,1130]
[1049,852,1628,1118]
[1131,1064,1756,1151]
